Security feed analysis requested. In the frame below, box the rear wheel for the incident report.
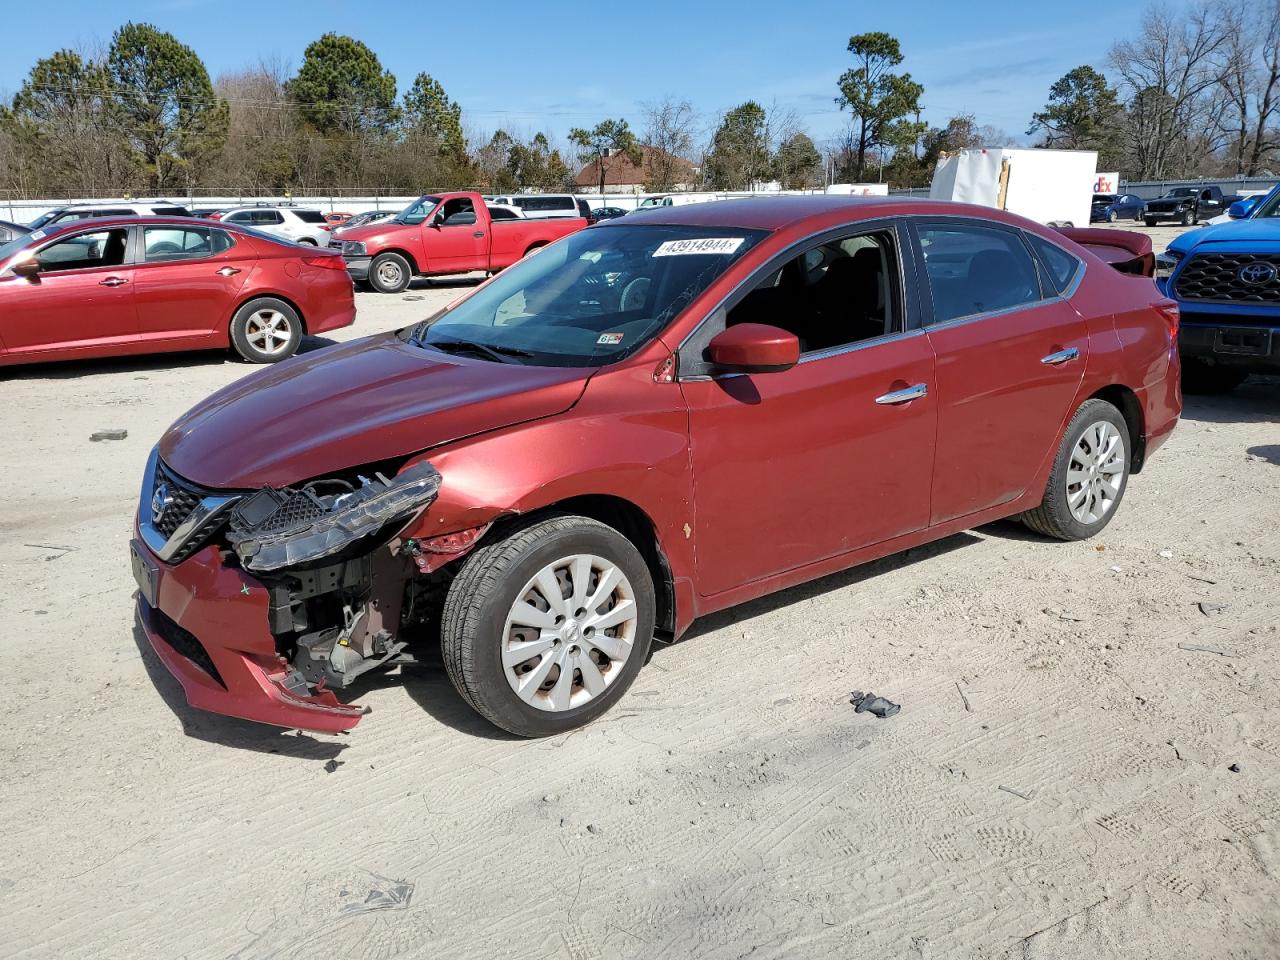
[1181,209,1196,226]
[369,252,412,293]
[1022,399,1130,541]
[1145,217,1158,227]
[1108,209,1119,223]
[230,297,302,363]
[1182,358,1248,394]
[441,514,655,737]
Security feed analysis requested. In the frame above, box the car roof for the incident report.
[25,215,263,241]
[596,195,1029,232]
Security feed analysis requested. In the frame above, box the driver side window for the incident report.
[35,229,129,272]
[440,197,477,226]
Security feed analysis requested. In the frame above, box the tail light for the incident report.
[302,255,348,271]
[1154,299,1179,339]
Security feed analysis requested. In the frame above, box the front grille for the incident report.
[146,602,225,687]
[150,461,232,563]
[1176,253,1280,304]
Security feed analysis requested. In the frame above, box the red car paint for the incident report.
[0,217,355,366]
[135,196,1180,731]
[334,191,586,284]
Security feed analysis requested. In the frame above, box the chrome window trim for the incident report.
[137,446,241,563]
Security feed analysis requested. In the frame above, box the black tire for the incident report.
[1180,209,1195,226]
[1144,217,1158,227]
[1134,209,1144,222]
[1108,210,1118,223]
[1181,358,1248,395]
[229,297,303,363]
[369,252,412,293]
[1022,399,1131,541]
[441,514,656,737]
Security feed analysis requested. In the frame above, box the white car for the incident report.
[217,207,331,245]
[28,201,193,229]
[485,203,526,220]
[484,195,584,219]
[1204,191,1270,226]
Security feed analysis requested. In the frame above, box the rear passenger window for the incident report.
[917,222,1044,324]
[143,226,234,262]
[725,230,899,355]
[1025,233,1082,295]
[293,210,326,223]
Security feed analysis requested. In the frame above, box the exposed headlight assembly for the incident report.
[227,461,441,572]
[1155,251,1184,282]
[342,240,367,257]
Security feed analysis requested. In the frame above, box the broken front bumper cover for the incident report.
[226,461,442,573]
[133,537,368,733]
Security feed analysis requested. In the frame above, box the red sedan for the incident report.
[0,216,356,366]
[132,197,1180,737]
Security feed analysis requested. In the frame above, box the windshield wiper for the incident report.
[425,338,534,363]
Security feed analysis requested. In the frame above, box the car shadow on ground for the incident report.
[1,336,341,380]
[130,611,348,760]
[1247,444,1280,465]
[1180,376,1279,425]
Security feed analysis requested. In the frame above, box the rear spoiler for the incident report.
[1053,226,1154,278]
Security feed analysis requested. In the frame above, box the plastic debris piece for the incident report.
[1228,763,1241,773]
[90,429,127,441]
[1198,601,1228,616]
[998,784,1033,801]
[1178,642,1235,656]
[1159,549,1174,558]
[336,871,414,916]
[850,690,900,718]
[323,759,343,773]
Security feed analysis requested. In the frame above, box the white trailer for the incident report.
[929,148,1098,227]
[825,183,890,197]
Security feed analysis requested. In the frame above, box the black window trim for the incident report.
[1024,229,1085,300]
[676,216,923,381]
[22,224,138,275]
[903,215,1081,331]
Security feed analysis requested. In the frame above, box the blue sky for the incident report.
[3,0,1172,149]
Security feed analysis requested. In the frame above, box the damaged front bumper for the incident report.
[132,538,369,732]
[132,448,444,733]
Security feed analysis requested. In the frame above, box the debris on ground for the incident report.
[954,681,972,713]
[89,429,127,441]
[336,871,414,915]
[1178,642,1236,657]
[998,784,1034,800]
[323,759,343,773]
[587,823,603,835]
[1186,572,1218,584]
[850,691,900,718]
[1228,763,1242,773]
[1159,549,1174,558]
[1198,602,1228,616]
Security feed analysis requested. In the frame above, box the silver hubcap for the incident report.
[244,309,292,355]
[502,554,638,712]
[376,260,403,287]
[1067,421,1125,524]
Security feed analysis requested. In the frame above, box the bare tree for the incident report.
[1216,0,1280,174]
[641,96,697,191]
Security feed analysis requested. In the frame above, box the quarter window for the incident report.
[917,222,1043,324]
[725,229,900,355]
[35,229,129,271]
[143,226,234,262]
[1025,233,1082,295]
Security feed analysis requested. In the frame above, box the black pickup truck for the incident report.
[1144,185,1230,226]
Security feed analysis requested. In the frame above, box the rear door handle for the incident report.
[99,277,128,287]
[875,383,928,405]
[472,231,486,239]
[217,266,241,276]
[1040,347,1080,366]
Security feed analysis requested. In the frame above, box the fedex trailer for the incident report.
[930,148,1098,227]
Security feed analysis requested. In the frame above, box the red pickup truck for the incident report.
[330,191,587,292]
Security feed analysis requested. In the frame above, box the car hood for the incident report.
[332,220,414,246]
[1170,217,1280,254]
[160,333,591,489]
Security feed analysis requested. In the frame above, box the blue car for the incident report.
[1158,184,1280,392]
[1090,193,1146,223]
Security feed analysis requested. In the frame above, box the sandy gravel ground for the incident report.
[2,223,1278,959]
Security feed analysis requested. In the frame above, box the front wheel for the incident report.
[1145,217,1158,227]
[1108,209,1119,223]
[1181,209,1196,226]
[369,252,412,293]
[230,297,302,363]
[441,515,655,737]
[1022,400,1130,541]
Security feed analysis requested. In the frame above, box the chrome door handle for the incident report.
[875,383,928,405]
[99,277,128,287]
[1040,347,1080,365]
[217,266,241,277]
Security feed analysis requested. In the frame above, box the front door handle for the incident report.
[99,277,128,287]
[217,266,241,277]
[1040,347,1080,366]
[875,383,928,405]
[472,231,486,239]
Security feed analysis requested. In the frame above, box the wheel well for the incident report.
[231,292,308,336]
[374,247,420,275]
[493,496,676,637]
[1089,385,1146,472]
[524,241,548,256]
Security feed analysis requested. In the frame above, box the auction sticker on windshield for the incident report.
[653,237,745,257]
[597,332,624,345]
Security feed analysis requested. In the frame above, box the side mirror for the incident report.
[1227,201,1248,219]
[11,258,40,280]
[430,211,445,228]
[707,323,799,374]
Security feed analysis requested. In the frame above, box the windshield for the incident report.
[0,231,34,264]
[27,210,61,229]
[395,195,441,225]
[402,224,767,367]
[1252,189,1280,219]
